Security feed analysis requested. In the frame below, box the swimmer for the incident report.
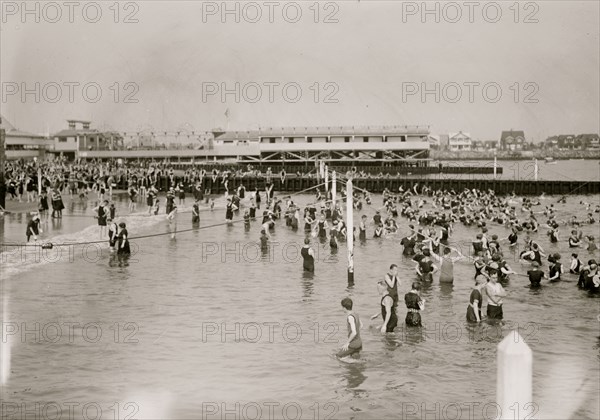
[336,298,363,360]
[548,253,563,282]
[92,200,109,239]
[243,210,251,231]
[404,282,424,327]
[568,230,581,247]
[192,200,200,225]
[570,253,582,274]
[225,197,237,221]
[586,236,598,253]
[415,249,437,282]
[301,238,315,272]
[107,218,118,251]
[373,280,397,333]
[26,214,42,242]
[527,261,545,287]
[428,242,465,283]
[259,229,270,252]
[485,271,506,319]
[466,275,487,323]
[116,222,131,256]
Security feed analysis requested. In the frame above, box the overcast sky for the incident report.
[1,0,598,141]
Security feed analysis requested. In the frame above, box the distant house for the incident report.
[545,136,559,149]
[52,120,124,159]
[438,134,450,150]
[472,140,499,151]
[577,133,600,149]
[448,131,472,151]
[500,130,525,150]
[0,114,50,160]
[427,135,440,149]
[545,134,599,150]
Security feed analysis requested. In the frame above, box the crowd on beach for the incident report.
[5,158,600,361]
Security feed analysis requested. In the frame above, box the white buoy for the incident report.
[497,331,532,420]
[346,177,354,283]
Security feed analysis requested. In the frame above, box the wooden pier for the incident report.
[136,175,598,196]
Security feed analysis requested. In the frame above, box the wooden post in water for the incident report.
[325,165,329,193]
[534,159,539,181]
[497,331,532,420]
[346,176,354,284]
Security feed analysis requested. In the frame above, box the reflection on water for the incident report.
[342,362,368,395]
[301,271,314,298]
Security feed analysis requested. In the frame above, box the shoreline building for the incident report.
[72,124,431,168]
[51,120,124,160]
[500,130,526,151]
[448,131,472,151]
[0,115,51,160]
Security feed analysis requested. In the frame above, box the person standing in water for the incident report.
[358,215,367,241]
[225,197,237,222]
[167,204,178,239]
[404,282,425,327]
[384,264,400,308]
[527,261,545,287]
[428,242,464,283]
[107,218,118,251]
[301,238,315,272]
[466,275,487,323]
[192,199,200,225]
[93,200,109,239]
[485,270,506,320]
[117,222,131,256]
[548,253,563,282]
[377,280,397,333]
[26,214,42,242]
[570,253,582,274]
[337,298,363,359]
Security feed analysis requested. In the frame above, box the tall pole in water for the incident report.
[534,159,539,181]
[316,160,320,183]
[332,171,337,207]
[0,118,6,210]
[346,176,354,284]
[493,153,497,179]
[37,166,42,196]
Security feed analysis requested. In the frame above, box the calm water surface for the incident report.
[1,175,599,419]
[433,159,600,181]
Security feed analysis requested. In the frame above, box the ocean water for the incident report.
[1,177,599,419]
[435,159,600,181]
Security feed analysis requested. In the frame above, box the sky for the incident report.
[1,0,599,141]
